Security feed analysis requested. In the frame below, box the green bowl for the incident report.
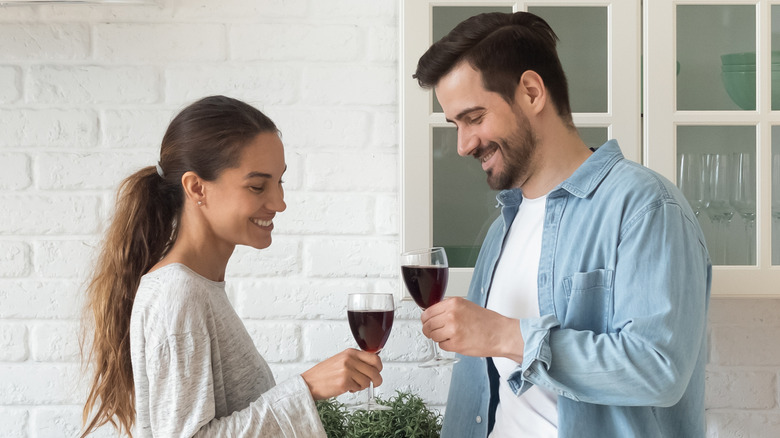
[721,70,780,110]
[721,64,780,72]
[721,51,780,65]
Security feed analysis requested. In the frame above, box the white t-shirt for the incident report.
[486,194,558,438]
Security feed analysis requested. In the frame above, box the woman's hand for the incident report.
[301,348,383,400]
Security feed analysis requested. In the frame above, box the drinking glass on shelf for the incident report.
[347,293,395,411]
[730,152,757,265]
[678,153,707,218]
[704,153,735,264]
[400,247,458,368]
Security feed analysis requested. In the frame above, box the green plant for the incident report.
[316,391,442,438]
[316,397,349,437]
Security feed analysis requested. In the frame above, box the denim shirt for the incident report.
[440,140,711,438]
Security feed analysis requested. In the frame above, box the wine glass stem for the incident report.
[367,381,377,406]
[746,221,755,265]
[717,220,727,265]
[429,339,442,360]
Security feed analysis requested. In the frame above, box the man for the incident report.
[414,12,711,438]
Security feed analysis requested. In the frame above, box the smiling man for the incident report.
[414,12,711,438]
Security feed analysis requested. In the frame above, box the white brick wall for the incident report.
[1,1,778,437]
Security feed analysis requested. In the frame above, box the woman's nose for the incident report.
[271,186,286,212]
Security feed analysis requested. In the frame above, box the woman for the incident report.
[81,96,383,437]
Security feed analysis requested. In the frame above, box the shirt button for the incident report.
[523,370,531,378]
[476,416,482,424]
[481,286,485,295]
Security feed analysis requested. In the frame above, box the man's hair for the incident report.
[414,11,572,120]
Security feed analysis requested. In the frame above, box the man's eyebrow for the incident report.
[445,106,485,124]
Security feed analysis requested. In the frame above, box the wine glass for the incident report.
[347,293,395,411]
[730,152,756,265]
[704,154,735,264]
[678,153,707,218]
[400,247,458,368]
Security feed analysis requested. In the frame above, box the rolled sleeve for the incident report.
[509,314,574,399]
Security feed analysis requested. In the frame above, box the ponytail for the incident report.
[80,166,180,437]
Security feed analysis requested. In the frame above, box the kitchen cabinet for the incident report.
[401,0,779,297]
[645,1,780,296]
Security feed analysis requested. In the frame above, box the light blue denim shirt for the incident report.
[441,140,711,438]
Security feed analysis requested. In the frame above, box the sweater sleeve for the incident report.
[144,332,326,438]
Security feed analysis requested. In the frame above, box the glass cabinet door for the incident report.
[402,0,640,296]
[645,1,780,296]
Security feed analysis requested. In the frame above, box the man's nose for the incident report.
[457,128,479,157]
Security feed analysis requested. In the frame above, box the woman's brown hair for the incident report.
[80,96,278,437]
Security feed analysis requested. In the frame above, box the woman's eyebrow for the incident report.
[244,165,287,180]
[244,171,271,179]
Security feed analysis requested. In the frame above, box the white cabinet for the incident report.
[401,0,779,298]
[645,1,780,296]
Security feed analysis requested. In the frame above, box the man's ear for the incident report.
[181,171,206,206]
[515,70,547,115]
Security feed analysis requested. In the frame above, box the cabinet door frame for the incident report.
[400,0,641,298]
[644,0,780,297]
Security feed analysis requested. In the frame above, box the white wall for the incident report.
[0,1,778,437]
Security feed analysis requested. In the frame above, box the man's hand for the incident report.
[421,297,524,362]
[301,348,383,400]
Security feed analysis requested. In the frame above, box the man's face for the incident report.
[435,62,538,190]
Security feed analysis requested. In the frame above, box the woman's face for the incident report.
[201,131,287,250]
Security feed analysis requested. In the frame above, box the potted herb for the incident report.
[316,390,442,438]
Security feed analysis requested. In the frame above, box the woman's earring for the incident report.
[197,201,203,206]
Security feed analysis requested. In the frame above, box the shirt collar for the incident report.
[556,139,623,199]
[495,139,624,206]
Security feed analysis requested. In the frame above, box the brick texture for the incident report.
[1,1,777,437]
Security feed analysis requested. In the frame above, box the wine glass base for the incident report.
[351,402,392,411]
[419,356,459,368]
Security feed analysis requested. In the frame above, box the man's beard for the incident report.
[485,113,538,190]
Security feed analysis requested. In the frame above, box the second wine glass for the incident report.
[400,247,458,368]
[704,153,735,264]
[730,152,756,265]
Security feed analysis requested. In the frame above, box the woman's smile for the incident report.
[251,217,274,230]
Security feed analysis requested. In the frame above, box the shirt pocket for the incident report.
[561,269,614,333]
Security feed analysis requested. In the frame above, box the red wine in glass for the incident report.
[401,266,448,309]
[400,247,458,368]
[347,293,395,410]
[347,310,394,353]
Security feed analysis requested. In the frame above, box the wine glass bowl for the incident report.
[401,264,449,309]
[347,293,395,410]
[678,153,707,217]
[705,153,735,224]
[400,247,458,368]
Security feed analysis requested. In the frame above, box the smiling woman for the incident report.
[80,95,384,437]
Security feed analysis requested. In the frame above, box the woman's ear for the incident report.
[515,70,547,115]
[181,171,206,206]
